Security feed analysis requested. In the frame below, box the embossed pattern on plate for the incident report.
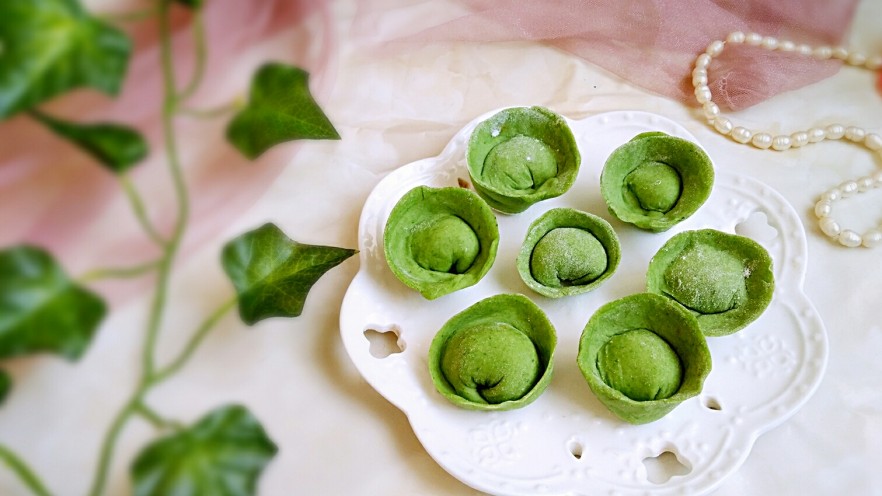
[340,110,827,496]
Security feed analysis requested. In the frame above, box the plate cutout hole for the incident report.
[568,440,584,460]
[642,450,691,484]
[703,395,723,411]
[735,210,778,243]
[364,327,405,359]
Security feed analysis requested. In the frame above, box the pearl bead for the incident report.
[713,117,733,134]
[865,133,882,151]
[873,171,882,187]
[703,102,720,120]
[779,40,796,52]
[839,180,859,197]
[825,124,845,140]
[832,46,849,60]
[706,40,725,57]
[731,127,753,144]
[693,73,708,86]
[726,32,745,43]
[791,131,809,148]
[845,126,866,141]
[808,128,826,143]
[819,217,841,237]
[761,36,779,50]
[695,85,712,104]
[863,230,882,248]
[838,229,862,247]
[867,56,882,70]
[813,46,832,59]
[772,135,792,150]
[797,44,813,56]
[695,54,712,69]
[820,189,841,202]
[858,176,875,192]
[751,133,773,149]
[847,52,866,66]
[692,68,707,80]
[814,200,832,218]
[745,32,762,45]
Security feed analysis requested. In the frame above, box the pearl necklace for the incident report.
[691,31,882,248]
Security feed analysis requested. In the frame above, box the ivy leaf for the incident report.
[174,0,203,8]
[226,63,340,160]
[31,110,147,173]
[221,223,356,325]
[131,404,277,496]
[0,0,131,118]
[0,370,10,405]
[0,246,107,360]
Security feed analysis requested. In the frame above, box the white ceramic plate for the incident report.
[340,110,827,496]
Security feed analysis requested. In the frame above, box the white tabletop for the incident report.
[1,0,880,495]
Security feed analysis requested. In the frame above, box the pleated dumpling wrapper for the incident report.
[429,294,556,411]
[646,229,774,337]
[517,207,620,298]
[467,106,581,214]
[384,186,499,300]
[577,293,712,424]
[601,132,714,232]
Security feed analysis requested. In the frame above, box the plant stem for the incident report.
[86,2,192,495]
[153,297,237,384]
[133,400,183,431]
[79,260,160,283]
[0,444,52,496]
[120,176,167,247]
[177,102,238,119]
[176,9,207,103]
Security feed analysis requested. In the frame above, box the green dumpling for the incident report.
[647,229,774,337]
[467,106,581,214]
[429,294,557,411]
[596,329,683,401]
[384,186,499,300]
[517,208,620,298]
[577,293,711,424]
[601,132,714,232]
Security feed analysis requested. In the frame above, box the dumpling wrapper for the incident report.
[467,106,581,214]
[384,186,499,300]
[577,293,711,424]
[429,293,557,411]
[601,132,714,232]
[646,229,775,336]
[517,207,620,298]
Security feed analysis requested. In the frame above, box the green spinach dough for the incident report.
[429,293,557,411]
[517,207,621,298]
[647,229,775,336]
[601,132,714,232]
[384,186,499,300]
[577,293,711,424]
[467,106,581,214]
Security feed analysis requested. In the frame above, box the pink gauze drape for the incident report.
[369,0,862,111]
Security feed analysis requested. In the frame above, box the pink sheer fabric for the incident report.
[0,0,334,300]
[368,0,859,111]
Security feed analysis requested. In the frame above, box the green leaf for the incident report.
[174,0,203,8]
[226,63,340,160]
[131,404,277,496]
[0,246,107,360]
[0,370,10,405]
[31,110,147,173]
[221,223,356,325]
[0,0,132,118]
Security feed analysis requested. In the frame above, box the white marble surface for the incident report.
[1,0,880,495]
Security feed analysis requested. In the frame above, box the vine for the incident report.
[0,0,351,494]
